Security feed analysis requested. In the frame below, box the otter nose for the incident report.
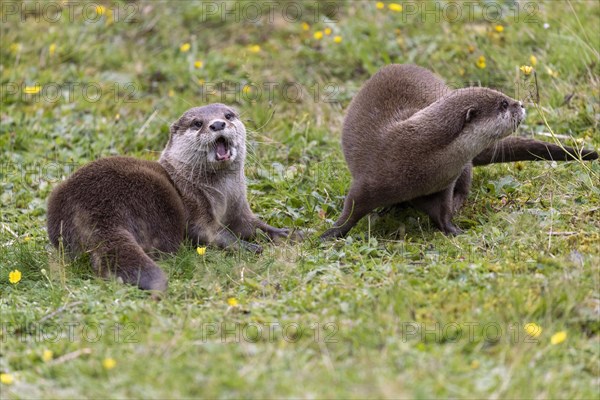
[519,101,524,108]
[209,120,226,132]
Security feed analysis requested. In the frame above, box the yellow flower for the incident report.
[23,85,41,95]
[42,349,53,362]
[546,67,559,77]
[9,270,21,284]
[520,65,533,75]
[168,89,175,97]
[529,55,537,66]
[95,5,106,16]
[248,44,261,53]
[476,55,486,69]
[324,27,332,36]
[376,2,385,10]
[495,24,504,33]
[550,331,567,345]
[242,85,252,95]
[0,373,14,385]
[194,60,203,69]
[333,36,342,44]
[227,297,238,307]
[23,236,31,242]
[196,247,206,255]
[102,357,116,370]
[49,43,56,56]
[467,45,475,54]
[388,3,402,12]
[470,360,480,369]
[301,22,310,31]
[313,31,323,40]
[9,43,21,54]
[180,43,191,53]
[524,322,542,337]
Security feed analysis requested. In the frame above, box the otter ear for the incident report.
[169,122,181,135]
[466,108,477,122]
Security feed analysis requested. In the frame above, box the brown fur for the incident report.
[47,103,292,293]
[321,64,597,239]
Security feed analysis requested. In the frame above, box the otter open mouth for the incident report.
[214,137,232,161]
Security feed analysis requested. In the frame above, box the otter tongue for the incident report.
[216,141,229,159]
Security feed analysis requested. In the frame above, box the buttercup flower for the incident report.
[333,36,342,43]
[42,349,53,362]
[102,358,116,370]
[376,2,385,10]
[313,31,323,40]
[196,247,206,255]
[49,43,56,56]
[529,55,537,66]
[324,27,332,35]
[476,55,486,69]
[23,86,41,95]
[180,43,191,52]
[248,44,261,53]
[227,297,239,307]
[194,60,203,69]
[524,322,542,337]
[495,25,504,32]
[301,22,310,31]
[0,373,14,385]
[9,270,21,284]
[388,3,402,12]
[520,65,533,75]
[550,331,567,345]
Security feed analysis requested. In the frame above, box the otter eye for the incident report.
[501,100,509,109]
[192,120,203,129]
[225,113,234,121]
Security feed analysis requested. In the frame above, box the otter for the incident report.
[47,103,293,293]
[321,64,598,239]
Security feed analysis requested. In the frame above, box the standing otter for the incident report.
[47,103,292,293]
[321,64,598,239]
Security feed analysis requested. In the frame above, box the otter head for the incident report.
[164,103,246,168]
[454,88,526,141]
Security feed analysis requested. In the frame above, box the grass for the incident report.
[1,1,599,398]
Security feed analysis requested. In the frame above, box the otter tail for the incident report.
[473,137,598,166]
[91,229,167,294]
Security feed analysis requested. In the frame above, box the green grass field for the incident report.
[1,1,599,398]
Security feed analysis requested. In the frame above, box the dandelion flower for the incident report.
[301,22,310,31]
[23,86,41,95]
[495,25,504,33]
[324,28,332,36]
[529,55,537,66]
[180,43,191,53]
[388,3,402,12]
[313,31,323,40]
[42,349,53,362]
[196,247,206,255]
[227,297,239,307]
[0,373,14,385]
[333,36,342,44]
[102,358,116,370]
[550,331,567,345]
[476,55,486,69]
[524,322,542,337]
[194,60,203,69]
[248,44,261,53]
[376,2,385,10]
[9,270,21,284]
[520,65,533,75]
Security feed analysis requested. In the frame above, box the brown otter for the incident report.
[321,64,598,239]
[47,103,293,293]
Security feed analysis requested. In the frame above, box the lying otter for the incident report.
[47,104,293,293]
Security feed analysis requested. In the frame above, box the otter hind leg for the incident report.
[91,230,168,293]
[320,183,374,240]
[412,185,462,236]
